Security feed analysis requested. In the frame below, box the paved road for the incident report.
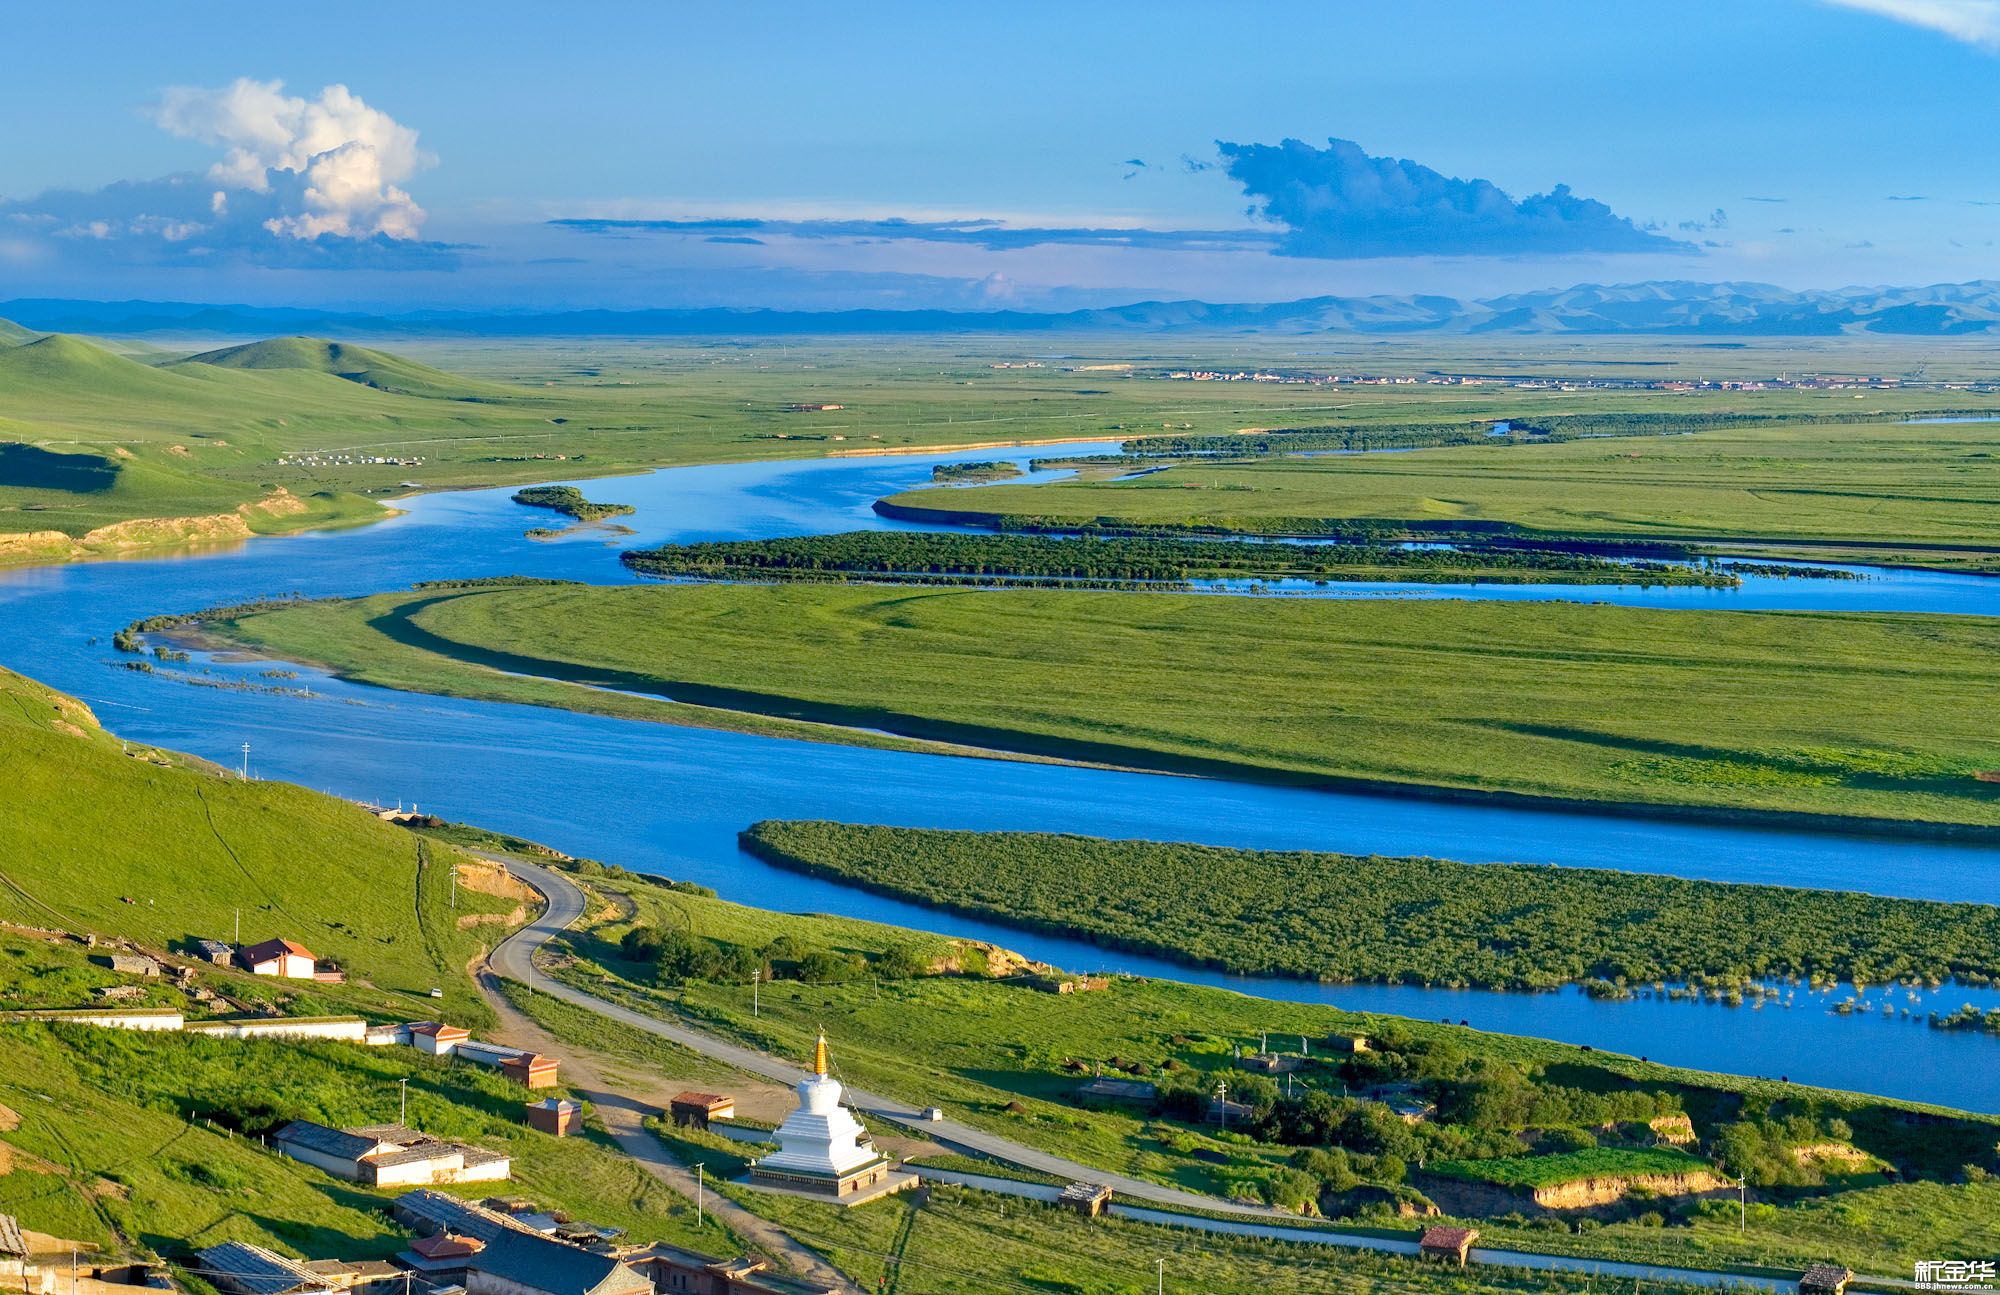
[488,855,1285,1219]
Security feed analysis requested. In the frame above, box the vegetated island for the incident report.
[511,484,636,523]
[620,529,1731,589]
[875,410,2000,568]
[194,580,2000,831]
[931,459,1024,484]
[739,821,2000,1002]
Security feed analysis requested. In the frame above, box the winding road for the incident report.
[483,854,1894,1291]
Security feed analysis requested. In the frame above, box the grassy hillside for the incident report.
[209,582,2000,828]
[0,664,504,1023]
[0,316,38,346]
[0,1010,733,1260]
[177,336,511,399]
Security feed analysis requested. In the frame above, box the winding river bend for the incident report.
[4,442,1997,1111]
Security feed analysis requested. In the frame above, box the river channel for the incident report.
[2,442,1994,1111]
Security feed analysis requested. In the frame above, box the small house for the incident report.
[410,1022,471,1056]
[399,1233,487,1283]
[1207,1096,1255,1126]
[499,1053,559,1090]
[1242,1053,1300,1075]
[1326,1034,1371,1054]
[627,1245,840,1295]
[96,953,161,977]
[526,1099,580,1137]
[0,1214,28,1284]
[1417,1225,1478,1268]
[196,1242,333,1295]
[237,938,317,979]
[272,1120,510,1187]
[1058,1182,1113,1218]
[668,1092,736,1129]
[1799,1265,1853,1295]
[195,939,234,966]
[1074,1078,1156,1104]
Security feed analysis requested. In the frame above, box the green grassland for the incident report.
[736,822,2000,990]
[0,663,509,1024]
[0,1016,736,1262]
[10,321,2000,565]
[879,414,2000,561]
[208,582,2000,829]
[544,868,2000,1272]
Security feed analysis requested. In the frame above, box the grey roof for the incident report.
[273,1120,383,1162]
[196,1242,330,1295]
[0,1213,24,1258]
[467,1231,648,1295]
[392,1190,524,1244]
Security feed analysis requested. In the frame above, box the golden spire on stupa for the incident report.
[812,1028,829,1077]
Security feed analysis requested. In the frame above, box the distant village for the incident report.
[1156,367,1996,392]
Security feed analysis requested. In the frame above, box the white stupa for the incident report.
[749,1030,896,1199]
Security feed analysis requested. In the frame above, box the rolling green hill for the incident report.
[177,335,503,398]
[0,664,501,1023]
[0,316,37,346]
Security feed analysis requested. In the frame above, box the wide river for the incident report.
[3,443,1996,1111]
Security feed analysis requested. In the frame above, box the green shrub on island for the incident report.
[621,529,1727,588]
[931,460,1024,484]
[510,484,635,522]
[741,821,2000,991]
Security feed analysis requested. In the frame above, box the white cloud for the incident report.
[151,78,434,239]
[1822,0,2000,50]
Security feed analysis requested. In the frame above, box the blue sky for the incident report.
[2,0,1997,310]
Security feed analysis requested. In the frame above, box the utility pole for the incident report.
[1156,1257,1164,1295]
[234,908,240,945]
[1735,1174,1747,1232]
[239,742,251,781]
[1214,1080,1228,1131]
[752,969,760,1017]
[399,1078,409,1127]
[696,1162,705,1228]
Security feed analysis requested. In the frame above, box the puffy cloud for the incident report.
[152,78,433,239]
[1822,0,2000,50]
[1215,136,1690,259]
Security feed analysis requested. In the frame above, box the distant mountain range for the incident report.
[11,279,2000,338]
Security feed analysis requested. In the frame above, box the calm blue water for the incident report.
[2,442,1995,1111]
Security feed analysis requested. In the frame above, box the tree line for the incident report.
[620,529,1726,588]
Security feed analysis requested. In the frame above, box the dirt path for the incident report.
[469,960,858,1294]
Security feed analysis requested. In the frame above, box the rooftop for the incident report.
[273,1120,384,1162]
[467,1230,648,1295]
[239,938,314,963]
[196,1241,331,1295]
